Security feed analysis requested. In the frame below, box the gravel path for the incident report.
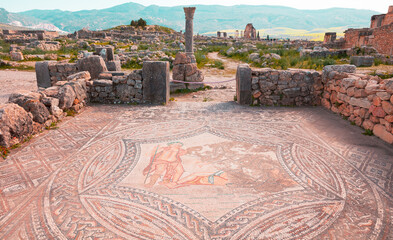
[0,70,37,104]
[172,52,242,102]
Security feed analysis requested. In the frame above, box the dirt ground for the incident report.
[171,52,243,102]
[0,70,37,104]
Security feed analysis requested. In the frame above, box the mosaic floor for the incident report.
[1,102,393,239]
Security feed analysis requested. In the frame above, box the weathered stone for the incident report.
[385,80,393,94]
[0,103,33,148]
[373,96,382,106]
[42,86,60,98]
[342,78,356,89]
[184,7,196,53]
[23,100,50,124]
[236,64,252,105]
[35,61,52,88]
[92,79,113,87]
[385,115,393,123]
[58,85,76,110]
[10,51,24,61]
[142,61,170,104]
[77,55,108,79]
[69,82,87,102]
[355,79,368,89]
[321,98,331,109]
[363,119,375,130]
[173,52,192,65]
[67,71,91,81]
[382,101,393,115]
[98,73,112,80]
[373,124,393,144]
[172,64,185,81]
[350,56,374,67]
[185,70,204,82]
[323,65,356,74]
[349,97,371,109]
[370,105,387,118]
[376,91,391,101]
[106,60,121,71]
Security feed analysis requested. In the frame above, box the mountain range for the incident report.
[0,3,379,35]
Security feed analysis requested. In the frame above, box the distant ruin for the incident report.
[344,6,393,55]
[244,23,256,39]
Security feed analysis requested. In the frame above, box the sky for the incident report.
[0,0,389,13]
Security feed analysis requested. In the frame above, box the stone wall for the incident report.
[321,66,393,144]
[251,69,322,106]
[344,6,393,55]
[0,72,90,148]
[48,62,79,84]
[237,64,393,145]
[88,71,143,103]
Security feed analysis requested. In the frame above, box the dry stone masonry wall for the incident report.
[321,65,393,144]
[237,64,393,145]
[251,69,322,106]
[88,71,143,103]
[0,72,90,148]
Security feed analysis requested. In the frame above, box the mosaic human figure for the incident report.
[143,142,186,188]
[143,142,228,188]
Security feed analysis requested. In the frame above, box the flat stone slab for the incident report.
[101,71,126,76]
[1,103,392,239]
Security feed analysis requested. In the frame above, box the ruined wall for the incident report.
[244,23,256,39]
[48,62,79,84]
[88,71,143,103]
[344,6,393,55]
[0,74,90,148]
[238,64,393,145]
[324,33,336,43]
[321,66,393,144]
[369,23,393,56]
[251,69,322,106]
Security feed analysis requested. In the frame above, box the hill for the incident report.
[0,3,380,35]
[0,8,63,32]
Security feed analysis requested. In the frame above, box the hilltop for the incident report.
[0,3,380,36]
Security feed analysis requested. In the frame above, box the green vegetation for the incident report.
[222,44,347,70]
[45,122,59,130]
[0,64,35,71]
[130,18,147,28]
[122,59,143,69]
[362,129,374,136]
[173,86,212,94]
[0,146,9,159]
[66,109,77,117]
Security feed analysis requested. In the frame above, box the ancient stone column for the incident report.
[183,7,196,54]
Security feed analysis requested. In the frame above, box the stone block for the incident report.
[0,103,34,148]
[373,124,393,144]
[236,64,252,105]
[78,55,108,79]
[323,65,356,74]
[106,60,121,71]
[350,56,374,67]
[35,61,53,88]
[142,61,170,105]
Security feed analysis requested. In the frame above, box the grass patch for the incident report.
[169,97,176,102]
[362,129,374,136]
[0,146,10,159]
[203,97,213,102]
[45,122,59,130]
[233,95,237,101]
[0,64,35,71]
[174,86,211,94]
[122,59,143,69]
[66,109,77,117]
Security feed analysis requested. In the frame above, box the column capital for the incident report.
[184,7,196,20]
